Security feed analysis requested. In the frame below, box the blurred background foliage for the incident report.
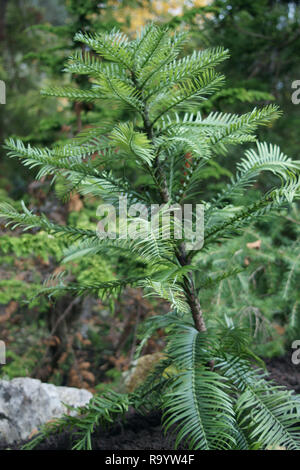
[0,0,300,389]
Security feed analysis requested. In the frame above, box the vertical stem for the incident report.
[143,107,170,203]
[140,102,207,333]
[176,242,207,333]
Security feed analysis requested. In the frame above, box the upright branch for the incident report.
[140,102,207,333]
[176,242,207,332]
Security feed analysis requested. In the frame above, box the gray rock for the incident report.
[0,377,92,444]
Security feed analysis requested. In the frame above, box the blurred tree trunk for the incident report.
[0,0,8,41]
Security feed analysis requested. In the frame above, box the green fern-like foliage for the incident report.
[191,204,300,357]
[22,390,131,451]
[1,24,300,450]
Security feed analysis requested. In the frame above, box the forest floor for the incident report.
[1,352,299,450]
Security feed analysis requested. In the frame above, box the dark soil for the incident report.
[264,353,300,394]
[1,353,299,451]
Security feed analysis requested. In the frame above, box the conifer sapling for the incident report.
[1,25,300,450]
